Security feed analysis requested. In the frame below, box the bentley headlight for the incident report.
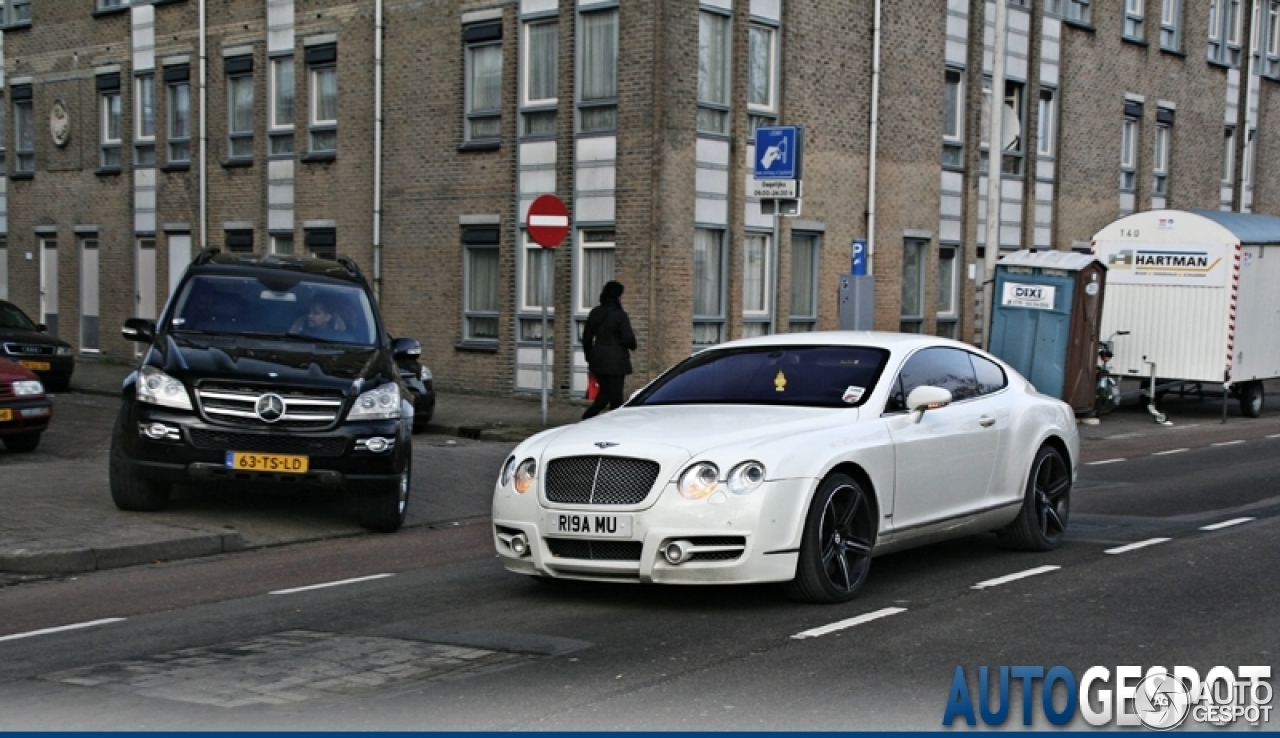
[137,366,192,410]
[12,380,44,396]
[348,383,401,421]
[677,462,720,500]
[513,458,537,494]
[726,461,766,495]
[499,455,517,487]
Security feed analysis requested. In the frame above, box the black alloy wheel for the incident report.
[784,473,877,604]
[998,445,1071,551]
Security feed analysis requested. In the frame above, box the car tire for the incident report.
[782,472,877,604]
[358,454,411,532]
[997,445,1070,552]
[108,413,172,512]
[2,432,41,453]
[1238,381,1264,418]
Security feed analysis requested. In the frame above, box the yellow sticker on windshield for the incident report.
[775,370,787,392]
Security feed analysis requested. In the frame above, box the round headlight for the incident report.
[499,455,517,487]
[726,461,767,495]
[513,458,537,494]
[677,462,720,500]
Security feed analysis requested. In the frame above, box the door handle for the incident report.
[978,416,996,427]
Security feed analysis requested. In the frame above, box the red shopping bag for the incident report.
[586,373,600,400]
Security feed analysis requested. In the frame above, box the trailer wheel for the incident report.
[1238,381,1264,418]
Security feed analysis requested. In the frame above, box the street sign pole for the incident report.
[526,194,571,427]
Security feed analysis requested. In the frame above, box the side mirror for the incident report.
[906,385,952,424]
[391,336,422,361]
[36,323,48,333]
[122,318,157,343]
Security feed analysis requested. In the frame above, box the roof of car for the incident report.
[710,330,975,353]
[192,250,365,282]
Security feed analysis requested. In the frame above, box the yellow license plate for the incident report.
[0,408,11,422]
[225,451,309,474]
[19,360,50,372]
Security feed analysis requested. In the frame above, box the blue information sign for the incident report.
[753,126,802,180]
[851,239,867,276]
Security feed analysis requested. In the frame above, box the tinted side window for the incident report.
[885,347,980,412]
[970,353,1008,396]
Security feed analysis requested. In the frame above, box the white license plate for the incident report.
[545,512,633,538]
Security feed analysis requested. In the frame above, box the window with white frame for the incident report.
[13,86,34,174]
[98,0,130,8]
[270,234,294,255]
[306,45,337,154]
[742,232,772,338]
[788,233,819,333]
[1037,88,1056,157]
[697,9,732,136]
[99,74,122,170]
[578,8,618,133]
[269,57,294,155]
[1154,109,1173,196]
[226,56,254,160]
[747,22,778,132]
[1209,0,1244,65]
[1243,129,1256,189]
[935,245,960,339]
[0,96,7,172]
[1124,0,1145,40]
[464,22,502,143]
[1046,0,1091,24]
[135,73,155,166]
[1161,0,1183,50]
[900,239,926,334]
[1120,115,1138,192]
[1268,0,1280,77]
[521,235,553,314]
[981,78,1026,176]
[2,0,30,26]
[1222,126,1235,183]
[166,66,191,163]
[576,230,616,315]
[694,228,725,347]
[463,226,500,342]
[943,68,964,168]
[521,19,557,137]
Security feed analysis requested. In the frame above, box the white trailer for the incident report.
[1092,209,1280,421]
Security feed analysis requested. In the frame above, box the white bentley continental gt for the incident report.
[492,332,1079,603]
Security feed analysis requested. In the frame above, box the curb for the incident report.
[0,530,245,575]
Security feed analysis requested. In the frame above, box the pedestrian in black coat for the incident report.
[581,280,636,419]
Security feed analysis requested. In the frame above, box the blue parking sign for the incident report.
[754,126,802,180]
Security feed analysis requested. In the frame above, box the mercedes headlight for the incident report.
[12,380,44,396]
[348,383,402,421]
[677,462,720,500]
[513,459,537,494]
[137,366,192,410]
[726,461,766,495]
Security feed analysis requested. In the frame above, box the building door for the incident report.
[80,236,100,353]
[167,233,191,298]
[135,238,157,357]
[39,238,59,337]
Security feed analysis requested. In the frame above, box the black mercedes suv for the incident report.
[110,250,418,532]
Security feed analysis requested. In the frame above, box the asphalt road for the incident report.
[0,393,1276,729]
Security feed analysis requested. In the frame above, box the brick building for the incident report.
[1,0,1277,404]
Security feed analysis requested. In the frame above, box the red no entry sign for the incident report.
[527,194,570,248]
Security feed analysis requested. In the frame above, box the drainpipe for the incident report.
[981,0,1008,349]
[373,0,384,300]
[199,0,208,249]
[1231,0,1257,212]
[866,0,881,277]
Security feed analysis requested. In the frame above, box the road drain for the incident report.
[41,629,535,708]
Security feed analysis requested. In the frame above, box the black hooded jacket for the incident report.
[582,296,636,376]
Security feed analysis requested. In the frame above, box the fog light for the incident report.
[20,407,51,418]
[663,540,692,565]
[140,422,180,441]
[510,534,529,556]
[357,437,393,453]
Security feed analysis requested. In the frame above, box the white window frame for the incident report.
[574,230,616,315]
[1124,0,1145,39]
[935,244,960,339]
[1267,0,1280,77]
[227,66,254,160]
[1159,0,1183,49]
[747,22,779,131]
[268,57,294,156]
[943,67,965,167]
[788,232,820,333]
[1120,117,1138,192]
[464,241,500,343]
[465,33,503,143]
[1243,129,1256,188]
[1210,0,1244,65]
[2,0,31,26]
[167,77,192,163]
[1222,127,1236,184]
[577,8,618,134]
[697,9,733,136]
[308,62,337,154]
[270,234,294,255]
[1037,88,1056,157]
[693,227,726,347]
[14,97,34,174]
[521,19,558,137]
[1153,122,1170,195]
[1049,0,1091,23]
[982,78,1026,176]
[900,239,927,333]
[135,73,156,166]
[521,233,554,314]
[742,232,772,337]
[100,88,123,170]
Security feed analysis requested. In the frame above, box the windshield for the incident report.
[631,345,891,408]
[0,302,38,332]
[169,274,378,346]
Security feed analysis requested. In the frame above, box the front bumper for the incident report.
[125,406,408,495]
[492,478,812,585]
[0,398,53,435]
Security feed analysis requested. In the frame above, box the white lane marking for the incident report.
[790,607,907,640]
[1267,434,1280,439]
[971,565,1061,590]
[1199,517,1256,531]
[1105,538,1172,554]
[270,573,394,595]
[1152,448,1188,456]
[1211,440,1245,447]
[1087,458,1126,465]
[0,618,126,643]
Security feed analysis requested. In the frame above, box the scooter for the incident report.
[1095,330,1128,416]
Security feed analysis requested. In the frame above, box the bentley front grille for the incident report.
[544,456,660,505]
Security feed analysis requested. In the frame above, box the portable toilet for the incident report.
[989,251,1107,414]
